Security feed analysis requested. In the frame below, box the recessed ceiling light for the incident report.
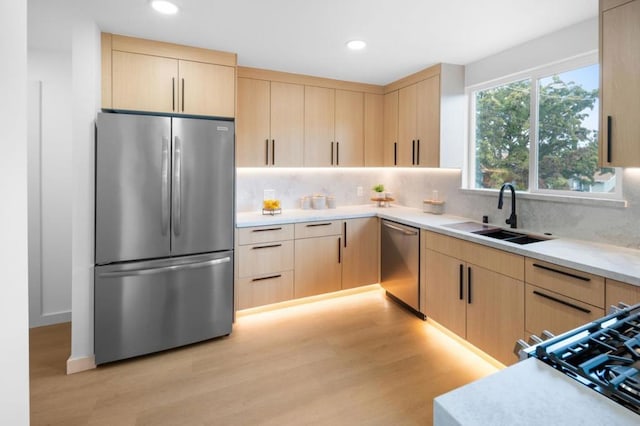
[346,40,367,50]
[151,0,179,15]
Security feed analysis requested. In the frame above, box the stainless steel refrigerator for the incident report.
[94,112,234,365]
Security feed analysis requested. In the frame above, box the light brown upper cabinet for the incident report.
[397,76,439,167]
[383,91,399,166]
[236,78,303,166]
[364,93,384,166]
[103,33,236,118]
[599,0,640,166]
[383,64,465,168]
[304,87,364,167]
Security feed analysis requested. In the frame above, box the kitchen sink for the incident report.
[442,222,549,245]
[471,228,549,245]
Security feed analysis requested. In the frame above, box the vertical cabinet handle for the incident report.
[412,140,416,165]
[181,78,185,112]
[271,139,275,165]
[265,139,269,166]
[338,238,342,263]
[336,142,340,166]
[607,115,612,163]
[343,222,347,247]
[416,139,420,165]
[394,142,397,166]
[467,267,472,304]
[331,142,334,165]
[459,264,464,300]
[172,78,175,111]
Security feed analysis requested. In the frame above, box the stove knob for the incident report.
[541,330,555,341]
[514,339,530,360]
[528,335,543,345]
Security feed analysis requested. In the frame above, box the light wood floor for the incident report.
[30,288,499,425]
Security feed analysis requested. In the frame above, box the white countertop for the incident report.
[433,358,639,425]
[237,204,640,286]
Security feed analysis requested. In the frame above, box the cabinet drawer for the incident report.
[238,224,294,245]
[525,284,604,336]
[606,279,640,308]
[525,258,604,308]
[237,270,294,310]
[294,220,342,239]
[238,240,293,277]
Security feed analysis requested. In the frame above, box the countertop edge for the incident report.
[236,205,640,287]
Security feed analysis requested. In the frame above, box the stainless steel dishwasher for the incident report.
[380,219,423,319]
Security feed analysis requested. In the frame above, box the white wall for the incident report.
[0,1,30,424]
[465,18,598,87]
[68,17,101,373]
[28,49,73,327]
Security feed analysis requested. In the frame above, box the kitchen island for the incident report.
[433,358,639,425]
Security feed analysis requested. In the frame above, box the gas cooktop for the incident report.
[526,303,640,415]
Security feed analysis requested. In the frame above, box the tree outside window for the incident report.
[472,62,616,195]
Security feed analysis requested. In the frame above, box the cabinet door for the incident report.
[606,279,640,307]
[424,249,466,338]
[304,86,335,166]
[271,82,304,166]
[178,60,235,118]
[112,51,177,114]
[335,90,364,166]
[294,236,342,298]
[600,0,640,166]
[236,78,270,166]
[342,218,379,289]
[466,266,524,366]
[383,91,399,166]
[416,75,440,167]
[397,84,417,166]
[364,93,384,166]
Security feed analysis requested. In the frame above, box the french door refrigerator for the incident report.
[94,112,234,365]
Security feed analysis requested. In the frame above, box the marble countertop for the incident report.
[237,204,640,286]
[433,358,639,425]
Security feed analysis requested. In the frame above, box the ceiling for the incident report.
[28,0,598,85]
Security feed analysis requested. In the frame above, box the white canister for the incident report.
[327,196,336,209]
[311,195,326,209]
[300,196,311,210]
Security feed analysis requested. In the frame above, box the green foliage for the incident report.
[475,75,600,191]
[372,184,385,193]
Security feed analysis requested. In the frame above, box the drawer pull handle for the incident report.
[251,274,282,282]
[252,227,283,233]
[532,290,591,314]
[252,244,282,250]
[306,223,332,227]
[532,263,590,282]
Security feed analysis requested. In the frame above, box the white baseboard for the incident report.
[29,310,71,328]
[66,355,96,374]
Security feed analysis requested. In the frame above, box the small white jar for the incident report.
[311,195,326,209]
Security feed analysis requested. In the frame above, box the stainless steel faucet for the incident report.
[498,183,517,229]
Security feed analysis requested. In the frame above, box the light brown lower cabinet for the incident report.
[342,217,379,289]
[237,271,294,310]
[294,234,342,298]
[524,258,605,337]
[424,231,524,366]
[606,278,640,307]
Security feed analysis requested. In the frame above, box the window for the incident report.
[469,56,619,198]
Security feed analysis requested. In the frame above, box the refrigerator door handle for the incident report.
[161,136,170,236]
[98,257,231,278]
[173,135,182,237]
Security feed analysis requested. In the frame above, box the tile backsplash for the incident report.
[237,167,640,249]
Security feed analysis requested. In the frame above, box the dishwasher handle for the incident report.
[382,221,418,236]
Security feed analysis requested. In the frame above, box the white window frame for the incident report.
[466,52,623,202]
